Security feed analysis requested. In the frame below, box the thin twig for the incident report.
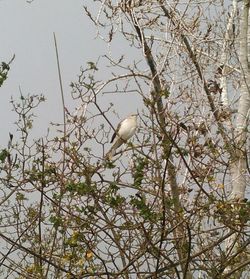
[53,32,67,169]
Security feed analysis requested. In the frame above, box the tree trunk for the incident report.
[229,0,249,201]
[225,1,250,277]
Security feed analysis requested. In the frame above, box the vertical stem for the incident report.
[53,33,67,170]
[229,0,249,200]
[130,11,192,278]
[225,1,250,277]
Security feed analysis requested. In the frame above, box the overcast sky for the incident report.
[0,0,142,147]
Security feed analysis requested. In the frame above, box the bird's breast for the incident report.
[118,120,136,141]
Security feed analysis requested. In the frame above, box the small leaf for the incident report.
[0,149,9,163]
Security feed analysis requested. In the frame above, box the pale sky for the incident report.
[0,0,142,147]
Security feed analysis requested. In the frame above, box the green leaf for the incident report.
[49,215,63,229]
[66,181,93,195]
[130,195,157,221]
[108,195,125,208]
[16,192,26,201]
[132,156,148,188]
[0,149,9,163]
[87,61,98,71]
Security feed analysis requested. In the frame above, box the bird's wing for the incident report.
[110,131,116,143]
[110,120,122,143]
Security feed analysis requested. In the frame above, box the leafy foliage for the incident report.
[0,1,249,279]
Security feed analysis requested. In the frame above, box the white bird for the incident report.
[106,114,138,160]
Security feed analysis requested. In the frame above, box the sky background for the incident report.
[0,0,141,147]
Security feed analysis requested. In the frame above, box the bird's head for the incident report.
[129,113,138,120]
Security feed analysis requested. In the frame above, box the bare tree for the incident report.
[0,1,249,278]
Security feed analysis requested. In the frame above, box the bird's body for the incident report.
[110,115,137,143]
[106,114,137,160]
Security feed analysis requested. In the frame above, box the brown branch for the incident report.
[155,130,177,277]
[0,231,76,278]
[159,3,233,155]
[37,139,45,274]
[145,231,235,278]
[129,9,193,278]
[183,224,192,279]
[222,258,250,278]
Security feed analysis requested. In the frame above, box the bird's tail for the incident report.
[105,148,115,160]
[105,138,124,160]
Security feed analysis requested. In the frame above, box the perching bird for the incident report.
[106,114,138,160]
